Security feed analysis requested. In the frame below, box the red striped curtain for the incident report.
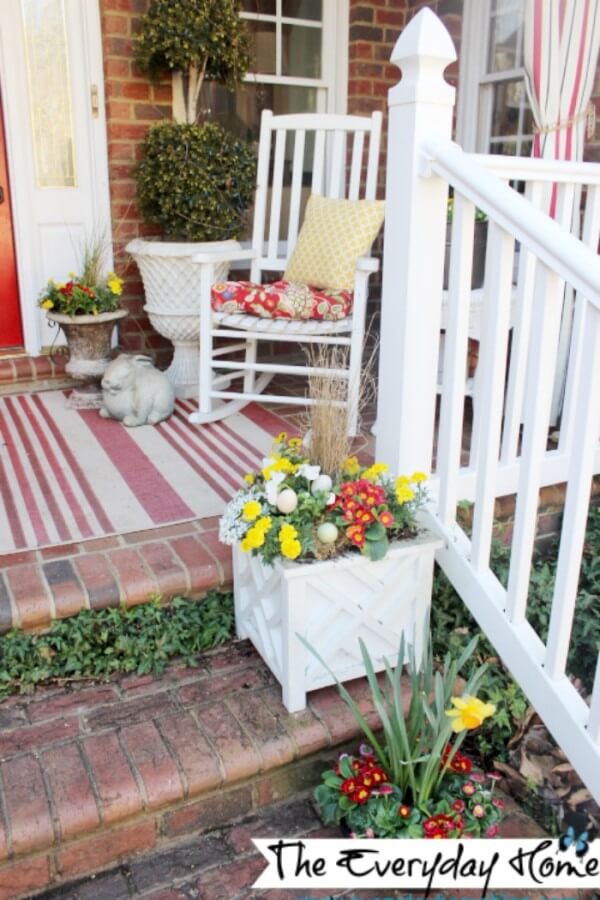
[524,0,600,163]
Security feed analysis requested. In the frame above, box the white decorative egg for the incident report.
[276,488,298,514]
[317,522,339,544]
[311,474,333,495]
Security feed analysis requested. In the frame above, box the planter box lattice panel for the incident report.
[233,532,441,712]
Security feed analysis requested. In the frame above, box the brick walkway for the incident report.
[35,792,563,900]
[0,641,384,899]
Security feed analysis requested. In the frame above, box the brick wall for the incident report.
[100,0,173,366]
[100,0,598,361]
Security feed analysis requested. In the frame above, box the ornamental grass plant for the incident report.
[311,632,505,839]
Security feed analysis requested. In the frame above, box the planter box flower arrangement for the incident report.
[220,430,441,712]
[313,633,505,839]
[39,238,126,409]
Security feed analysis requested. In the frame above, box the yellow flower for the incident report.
[275,431,288,443]
[107,273,123,295]
[241,524,266,550]
[362,462,389,481]
[279,523,298,542]
[342,456,361,476]
[255,516,272,534]
[288,437,302,449]
[445,696,496,733]
[411,471,428,483]
[242,500,262,521]
[243,474,255,485]
[395,482,415,504]
[281,537,302,559]
[263,457,297,480]
[56,283,66,291]
[41,299,54,310]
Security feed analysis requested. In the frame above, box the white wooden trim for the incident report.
[0,0,112,356]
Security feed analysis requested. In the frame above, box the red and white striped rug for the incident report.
[0,391,286,554]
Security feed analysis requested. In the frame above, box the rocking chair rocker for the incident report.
[188,109,383,436]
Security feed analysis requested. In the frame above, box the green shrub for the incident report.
[135,122,256,242]
[134,0,250,90]
[0,592,234,698]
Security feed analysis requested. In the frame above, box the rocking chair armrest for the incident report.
[191,248,258,265]
[355,256,380,273]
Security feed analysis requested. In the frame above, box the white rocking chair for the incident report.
[188,109,383,435]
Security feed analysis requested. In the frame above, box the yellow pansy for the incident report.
[281,537,302,559]
[107,273,123,295]
[445,696,496,733]
[242,500,262,521]
[243,474,255,485]
[275,431,288,443]
[411,471,428,483]
[342,456,360,476]
[288,437,302,449]
[362,462,389,481]
[41,299,54,310]
[278,523,298,542]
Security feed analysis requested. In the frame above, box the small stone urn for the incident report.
[46,308,128,409]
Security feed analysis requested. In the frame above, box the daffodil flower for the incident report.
[445,696,496,732]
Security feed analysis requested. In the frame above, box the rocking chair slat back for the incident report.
[250,109,383,282]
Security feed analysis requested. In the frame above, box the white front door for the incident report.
[0,0,112,354]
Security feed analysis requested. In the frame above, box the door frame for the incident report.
[0,0,112,355]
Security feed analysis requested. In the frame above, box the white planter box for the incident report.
[233,531,442,712]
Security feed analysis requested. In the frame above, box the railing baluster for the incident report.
[588,656,600,744]
[505,264,564,623]
[560,185,600,453]
[545,307,600,680]
[501,181,543,463]
[437,195,475,526]
[470,222,514,571]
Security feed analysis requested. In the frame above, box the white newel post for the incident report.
[375,9,456,475]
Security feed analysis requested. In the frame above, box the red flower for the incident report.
[379,510,394,527]
[451,799,465,813]
[341,778,357,795]
[351,787,370,804]
[422,813,463,839]
[346,524,366,547]
[398,804,411,818]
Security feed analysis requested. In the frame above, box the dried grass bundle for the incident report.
[302,332,377,477]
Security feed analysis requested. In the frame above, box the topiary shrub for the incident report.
[134,0,250,124]
[133,0,255,243]
[136,121,256,242]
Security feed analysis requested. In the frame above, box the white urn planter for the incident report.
[126,238,239,398]
[233,531,442,713]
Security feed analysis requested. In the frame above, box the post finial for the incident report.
[389,8,457,106]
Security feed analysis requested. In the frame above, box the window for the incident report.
[204,1,347,142]
[21,0,76,187]
[457,0,534,156]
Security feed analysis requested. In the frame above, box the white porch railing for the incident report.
[376,9,600,802]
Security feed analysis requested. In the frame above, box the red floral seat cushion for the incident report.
[211,280,353,321]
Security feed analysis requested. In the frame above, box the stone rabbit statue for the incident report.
[100,354,175,426]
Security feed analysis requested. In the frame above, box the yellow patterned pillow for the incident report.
[284,195,385,291]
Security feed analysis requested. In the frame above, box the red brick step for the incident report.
[0,641,387,899]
